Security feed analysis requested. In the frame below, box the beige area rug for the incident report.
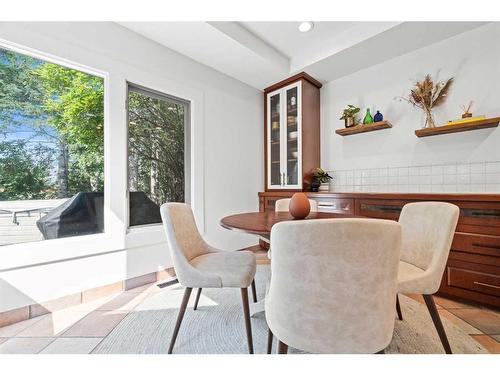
[94,266,487,354]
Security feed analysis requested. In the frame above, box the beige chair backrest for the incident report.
[275,198,318,212]
[398,202,459,291]
[160,203,220,288]
[265,218,401,353]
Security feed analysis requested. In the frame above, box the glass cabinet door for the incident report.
[285,85,299,186]
[268,92,282,187]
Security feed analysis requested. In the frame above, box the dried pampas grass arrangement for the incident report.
[398,74,454,128]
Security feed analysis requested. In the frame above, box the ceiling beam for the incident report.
[207,22,289,72]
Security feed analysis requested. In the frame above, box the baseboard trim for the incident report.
[0,267,176,328]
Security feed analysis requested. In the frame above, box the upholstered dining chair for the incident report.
[266,218,401,354]
[160,203,257,354]
[396,202,459,354]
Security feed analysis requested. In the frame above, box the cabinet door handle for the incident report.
[473,281,500,289]
[281,173,284,186]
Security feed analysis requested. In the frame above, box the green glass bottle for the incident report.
[363,108,374,124]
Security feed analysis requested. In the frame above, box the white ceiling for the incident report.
[239,22,399,72]
[118,21,488,90]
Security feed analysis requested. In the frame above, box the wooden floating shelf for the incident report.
[415,117,500,138]
[335,121,392,136]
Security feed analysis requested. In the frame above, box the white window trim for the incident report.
[0,38,206,270]
[122,75,205,253]
[126,82,191,229]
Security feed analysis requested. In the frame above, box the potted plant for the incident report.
[311,168,333,192]
[340,105,360,128]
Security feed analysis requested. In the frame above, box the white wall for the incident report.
[0,22,263,312]
[321,23,500,174]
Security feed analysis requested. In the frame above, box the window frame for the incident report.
[0,39,111,252]
[125,82,191,229]
[0,36,205,270]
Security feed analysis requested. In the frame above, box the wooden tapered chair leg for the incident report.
[396,294,403,321]
[168,287,192,354]
[241,288,254,354]
[423,294,452,354]
[251,279,257,303]
[267,328,274,354]
[193,288,202,311]
[277,340,288,354]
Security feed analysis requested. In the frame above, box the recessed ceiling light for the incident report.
[298,22,314,33]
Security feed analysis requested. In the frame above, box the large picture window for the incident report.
[127,84,189,227]
[0,47,105,246]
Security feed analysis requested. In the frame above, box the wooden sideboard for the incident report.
[258,191,500,309]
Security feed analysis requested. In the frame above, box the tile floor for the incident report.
[0,280,162,354]
[406,293,500,353]
[0,276,498,354]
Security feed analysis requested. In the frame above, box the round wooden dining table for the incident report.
[220,210,356,316]
[220,211,355,237]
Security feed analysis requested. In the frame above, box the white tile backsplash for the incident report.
[419,166,432,176]
[486,162,500,173]
[329,161,500,193]
[431,165,443,175]
[443,174,457,184]
[486,173,500,184]
[470,162,485,174]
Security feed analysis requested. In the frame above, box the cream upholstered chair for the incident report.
[160,203,257,354]
[397,202,459,354]
[265,218,401,354]
[274,198,318,212]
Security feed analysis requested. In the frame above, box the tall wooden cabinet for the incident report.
[264,72,322,191]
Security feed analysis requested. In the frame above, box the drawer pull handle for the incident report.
[473,281,500,289]
[472,243,500,251]
[360,204,401,213]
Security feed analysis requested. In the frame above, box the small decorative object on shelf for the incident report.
[289,193,311,219]
[461,100,474,118]
[447,115,485,126]
[311,167,332,192]
[397,74,453,128]
[290,96,297,106]
[374,110,383,122]
[339,105,360,128]
[363,108,374,124]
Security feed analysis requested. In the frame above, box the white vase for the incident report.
[319,183,330,192]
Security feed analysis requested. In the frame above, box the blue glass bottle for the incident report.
[374,110,383,122]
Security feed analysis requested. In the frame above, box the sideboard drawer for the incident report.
[313,197,354,215]
[447,266,500,297]
[451,201,500,228]
[452,232,500,258]
[449,250,500,267]
[355,199,407,219]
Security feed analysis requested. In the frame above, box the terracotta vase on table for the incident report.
[289,193,311,219]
